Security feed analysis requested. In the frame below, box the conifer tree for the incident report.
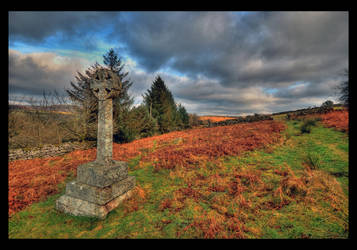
[66,48,134,141]
[102,48,134,125]
[66,62,102,140]
[177,104,190,129]
[143,76,178,133]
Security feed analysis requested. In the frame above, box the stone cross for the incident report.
[89,68,122,164]
[56,67,135,219]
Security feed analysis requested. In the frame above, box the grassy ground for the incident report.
[8,118,348,239]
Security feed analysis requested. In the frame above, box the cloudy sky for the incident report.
[9,11,348,116]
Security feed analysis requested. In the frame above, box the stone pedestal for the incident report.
[56,161,135,219]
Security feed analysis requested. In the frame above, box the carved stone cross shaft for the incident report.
[89,68,122,164]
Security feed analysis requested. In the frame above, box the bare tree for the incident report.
[336,69,349,106]
[50,90,93,143]
[9,89,97,149]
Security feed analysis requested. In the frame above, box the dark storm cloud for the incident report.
[10,11,348,89]
[9,11,120,46]
[259,12,348,59]
[112,12,348,88]
[273,77,342,100]
[112,12,248,75]
[9,11,348,115]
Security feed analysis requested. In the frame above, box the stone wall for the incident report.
[8,142,95,162]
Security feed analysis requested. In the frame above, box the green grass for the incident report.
[8,119,348,239]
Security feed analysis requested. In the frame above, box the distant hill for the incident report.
[9,104,75,113]
[199,116,238,122]
[271,104,345,116]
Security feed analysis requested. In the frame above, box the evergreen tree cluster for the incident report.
[66,48,190,143]
[143,76,189,134]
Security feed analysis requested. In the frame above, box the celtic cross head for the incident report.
[89,68,122,100]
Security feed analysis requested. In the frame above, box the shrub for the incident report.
[321,100,334,109]
[300,119,317,134]
[212,114,273,127]
[188,114,200,127]
[305,119,317,127]
[303,152,321,170]
[300,123,311,134]
[115,105,158,143]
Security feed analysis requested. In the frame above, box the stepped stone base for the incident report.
[56,189,133,219]
[55,160,135,219]
[65,176,135,205]
[77,160,128,188]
